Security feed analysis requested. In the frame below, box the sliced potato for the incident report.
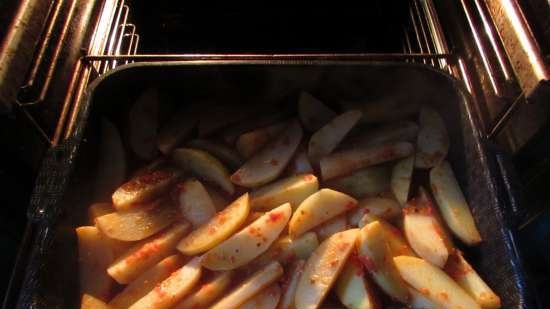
[202,203,292,270]
[298,91,336,132]
[108,223,190,284]
[157,107,198,154]
[210,261,284,309]
[128,257,202,309]
[335,258,380,309]
[345,121,419,148]
[81,294,109,309]
[320,142,414,181]
[76,226,115,300]
[128,87,159,160]
[391,156,414,206]
[415,106,449,169]
[187,139,243,169]
[172,148,235,195]
[403,210,449,268]
[88,203,114,223]
[289,189,357,238]
[315,214,348,241]
[204,184,228,211]
[348,197,401,227]
[444,253,501,309]
[237,284,281,309]
[340,99,420,125]
[287,148,314,175]
[176,179,217,228]
[325,166,391,199]
[222,110,291,145]
[253,232,319,267]
[279,260,306,309]
[250,174,319,211]
[409,287,443,309]
[108,255,185,309]
[394,256,481,309]
[358,214,415,257]
[231,120,303,188]
[112,168,181,211]
[94,118,126,200]
[173,271,233,309]
[132,157,169,178]
[430,161,481,246]
[236,122,287,159]
[295,229,359,309]
[308,110,362,164]
[177,193,250,255]
[96,200,177,241]
[357,222,409,303]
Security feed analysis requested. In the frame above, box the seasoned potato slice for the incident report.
[88,203,114,223]
[112,169,181,211]
[430,161,481,245]
[408,287,443,309]
[391,156,414,206]
[345,121,419,148]
[237,284,281,309]
[295,229,359,309]
[76,226,115,301]
[287,148,314,175]
[187,139,243,169]
[174,271,233,309]
[298,91,336,132]
[175,179,216,228]
[444,253,501,309]
[128,257,202,309]
[358,214,415,257]
[231,120,303,188]
[250,174,318,211]
[178,193,250,255]
[357,222,409,303]
[253,232,319,267]
[325,166,391,199]
[96,200,177,241]
[335,258,380,309]
[394,256,481,309]
[279,260,306,309]
[107,223,190,284]
[108,255,185,309]
[210,261,284,309]
[236,122,287,159]
[403,209,449,268]
[320,142,414,181]
[289,189,357,238]
[202,203,292,270]
[308,110,362,164]
[315,214,348,241]
[157,107,198,155]
[415,107,449,169]
[348,197,401,227]
[81,294,109,309]
[172,147,235,195]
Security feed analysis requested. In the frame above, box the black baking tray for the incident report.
[9,61,536,309]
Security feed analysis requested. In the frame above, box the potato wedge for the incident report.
[344,121,419,148]
[394,256,481,309]
[357,222,409,303]
[308,110,362,164]
[76,226,115,300]
[176,179,217,228]
[335,257,380,309]
[94,118,126,200]
[289,189,357,238]
[157,107,198,154]
[358,214,415,257]
[279,260,306,309]
[210,261,284,309]
[177,193,250,255]
[81,294,108,309]
[340,99,420,125]
[88,203,114,223]
[112,168,181,211]
[128,87,159,160]
[298,91,336,132]
[320,142,414,181]
[236,122,287,159]
[231,120,303,188]
[391,156,414,206]
[403,209,449,268]
[444,253,501,309]
[128,257,202,309]
[253,232,319,267]
[315,214,348,241]
[348,197,401,226]
[237,284,281,309]
[325,166,391,199]
[172,147,235,195]
[202,203,292,270]
[173,271,233,309]
[187,139,243,169]
[96,200,177,241]
[287,148,314,175]
[250,174,318,211]
[430,161,481,245]
[204,184,228,211]
[295,229,359,309]
[415,107,449,169]
[107,223,190,284]
[108,254,185,309]
[409,287,443,309]
[132,157,169,178]
[222,110,291,145]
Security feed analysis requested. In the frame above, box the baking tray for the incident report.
[10,61,536,309]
